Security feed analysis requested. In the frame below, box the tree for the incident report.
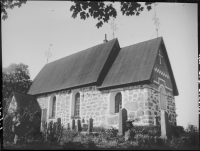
[1,0,27,20]
[2,63,32,112]
[70,1,154,28]
[1,1,154,28]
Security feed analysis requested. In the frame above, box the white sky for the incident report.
[2,2,198,129]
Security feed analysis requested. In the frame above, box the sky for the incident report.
[2,2,198,129]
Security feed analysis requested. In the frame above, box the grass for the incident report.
[3,128,200,150]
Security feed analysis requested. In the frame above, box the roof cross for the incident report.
[44,44,52,63]
[158,49,163,64]
[152,3,160,37]
[110,17,118,39]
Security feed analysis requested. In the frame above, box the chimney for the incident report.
[103,34,108,43]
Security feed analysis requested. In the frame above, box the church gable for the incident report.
[151,40,178,96]
[153,48,173,92]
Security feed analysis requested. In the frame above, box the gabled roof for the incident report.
[28,38,120,95]
[12,91,41,112]
[99,37,178,96]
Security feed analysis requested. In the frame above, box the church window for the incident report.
[49,95,56,119]
[74,93,80,116]
[52,96,56,118]
[115,93,122,113]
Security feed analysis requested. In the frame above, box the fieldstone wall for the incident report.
[36,84,176,129]
[79,87,110,128]
[147,84,176,126]
[37,90,71,128]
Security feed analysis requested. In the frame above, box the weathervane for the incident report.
[110,17,118,39]
[44,44,52,63]
[152,3,161,37]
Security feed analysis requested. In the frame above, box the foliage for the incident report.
[2,63,32,113]
[185,124,199,132]
[105,126,118,138]
[3,113,15,143]
[3,102,41,144]
[62,129,79,142]
[3,121,200,150]
[70,1,154,28]
[1,0,27,20]
[42,120,64,144]
[2,1,154,29]
[92,126,106,133]
[170,125,185,138]
[131,125,161,137]
[81,123,88,132]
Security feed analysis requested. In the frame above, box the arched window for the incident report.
[52,96,56,118]
[74,93,80,116]
[159,85,167,110]
[115,93,122,113]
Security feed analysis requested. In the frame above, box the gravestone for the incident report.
[57,118,61,131]
[118,108,127,135]
[48,121,53,133]
[154,115,159,126]
[71,119,75,130]
[67,123,70,130]
[160,110,171,139]
[41,109,47,132]
[88,118,93,133]
[77,119,81,131]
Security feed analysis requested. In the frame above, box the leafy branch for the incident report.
[70,1,154,28]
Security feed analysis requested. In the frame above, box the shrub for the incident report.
[81,124,88,132]
[131,125,161,137]
[3,113,15,143]
[92,126,106,133]
[170,125,185,138]
[105,126,118,138]
[3,106,41,144]
[42,120,64,144]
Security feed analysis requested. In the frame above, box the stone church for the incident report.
[8,37,179,129]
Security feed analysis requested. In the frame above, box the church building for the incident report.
[9,37,179,129]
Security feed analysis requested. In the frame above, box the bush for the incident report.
[106,126,118,138]
[92,126,106,133]
[131,125,161,137]
[170,125,185,138]
[42,120,64,144]
[3,113,15,143]
[81,124,88,132]
[3,106,41,144]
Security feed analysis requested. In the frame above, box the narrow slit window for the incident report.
[52,96,56,118]
[115,93,122,113]
[75,93,80,116]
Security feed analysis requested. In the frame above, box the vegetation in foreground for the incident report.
[3,114,200,150]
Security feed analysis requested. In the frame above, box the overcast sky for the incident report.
[2,2,198,128]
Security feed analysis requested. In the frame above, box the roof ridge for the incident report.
[121,37,162,49]
[13,91,34,97]
[47,38,118,65]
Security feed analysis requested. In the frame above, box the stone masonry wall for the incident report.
[37,90,71,128]
[36,84,176,129]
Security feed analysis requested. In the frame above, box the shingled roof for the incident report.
[28,37,178,96]
[6,92,41,113]
[99,37,179,96]
[28,38,120,95]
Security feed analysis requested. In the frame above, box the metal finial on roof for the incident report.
[44,44,53,63]
[152,3,161,38]
[110,17,118,39]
